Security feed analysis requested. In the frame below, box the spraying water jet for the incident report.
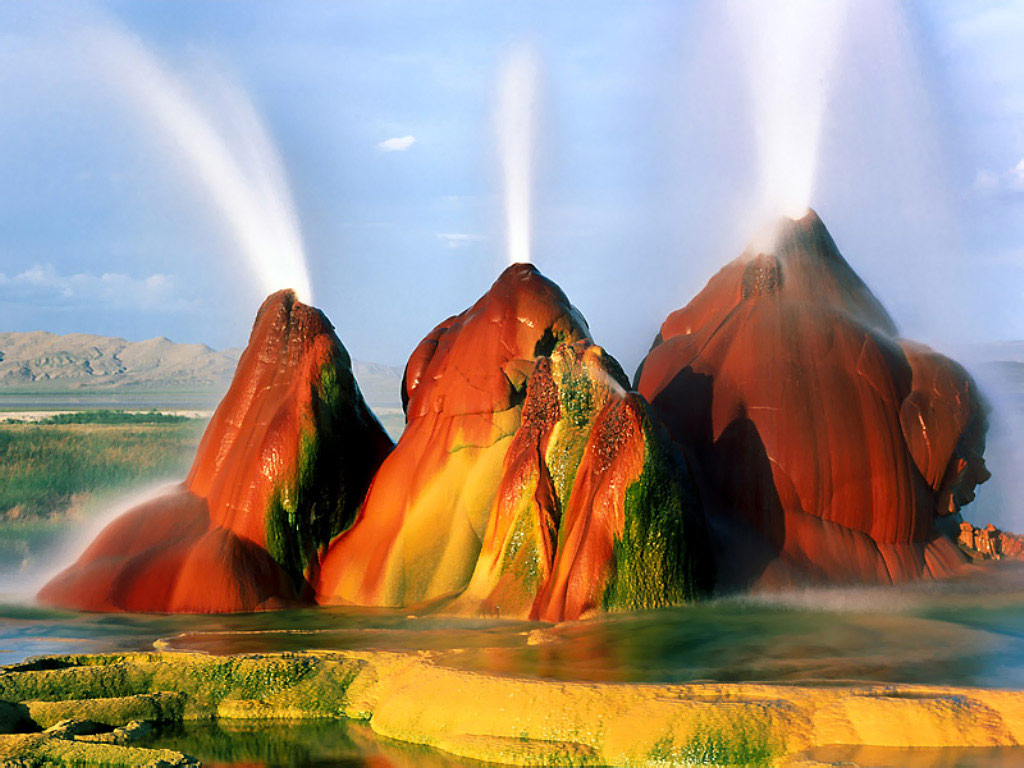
[82,21,314,304]
[497,44,540,267]
[727,0,847,223]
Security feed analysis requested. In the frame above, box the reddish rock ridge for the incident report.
[316,264,592,608]
[635,210,990,588]
[454,341,712,621]
[39,290,392,613]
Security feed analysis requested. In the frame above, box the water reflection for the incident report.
[146,720,483,767]
[800,744,1024,768]
[444,600,1014,686]
[140,721,1024,768]
[4,562,1024,689]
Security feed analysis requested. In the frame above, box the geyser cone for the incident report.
[316,264,711,618]
[316,263,591,608]
[39,290,392,613]
[635,210,989,588]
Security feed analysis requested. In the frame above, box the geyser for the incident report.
[727,0,847,220]
[84,22,313,303]
[38,291,391,613]
[497,44,540,266]
[635,209,989,589]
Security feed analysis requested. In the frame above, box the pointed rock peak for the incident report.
[739,209,897,334]
[247,288,348,367]
[38,290,392,614]
[257,287,300,313]
[401,263,591,418]
[499,261,540,278]
[744,208,837,265]
[254,288,337,330]
[486,262,584,322]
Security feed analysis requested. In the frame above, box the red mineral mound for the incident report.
[39,290,392,613]
[635,210,989,588]
[316,264,591,607]
[316,264,712,620]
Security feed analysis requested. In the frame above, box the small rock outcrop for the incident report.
[958,522,1024,562]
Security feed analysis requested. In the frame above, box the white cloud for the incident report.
[436,233,485,249]
[377,135,416,152]
[970,158,1024,198]
[0,264,179,309]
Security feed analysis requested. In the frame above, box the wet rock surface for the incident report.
[455,340,712,620]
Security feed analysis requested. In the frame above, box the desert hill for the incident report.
[0,330,403,405]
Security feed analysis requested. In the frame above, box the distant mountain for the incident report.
[958,341,1024,409]
[979,340,1024,363]
[0,330,403,406]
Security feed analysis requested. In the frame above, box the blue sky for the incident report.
[0,1,1022,370]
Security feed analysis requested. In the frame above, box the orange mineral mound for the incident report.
[316,264,712,619]
[316,264,591,608]
[634,210,989,588]
[38,290,392,613]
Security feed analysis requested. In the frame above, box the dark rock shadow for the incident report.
[650,364,785,591]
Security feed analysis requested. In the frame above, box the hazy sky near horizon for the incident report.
[0,0,1022,370]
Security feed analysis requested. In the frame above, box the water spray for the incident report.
[497,44,540,267]
[82,23,314,304]
[727,0,847,222]
[0,480,182,603]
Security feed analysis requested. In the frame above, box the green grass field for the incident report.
[23,409,195,425]
[0,416,206,570]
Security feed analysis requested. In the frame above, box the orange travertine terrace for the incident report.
[635,210,989,588]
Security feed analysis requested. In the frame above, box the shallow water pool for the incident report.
[5,561,1024,688]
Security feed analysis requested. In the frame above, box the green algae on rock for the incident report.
[265,357,393,594]
[0,652,367,721]
[0,731,198,767]
[25,692,185,730]
[458,340,713,621]
[603,404,713,613]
